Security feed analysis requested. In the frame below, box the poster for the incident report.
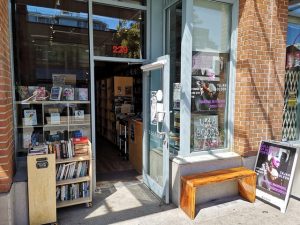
[193,115,220,151]
[191,51,228,113]
[255,141,299,212]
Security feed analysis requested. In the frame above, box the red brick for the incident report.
[0,0,13,193]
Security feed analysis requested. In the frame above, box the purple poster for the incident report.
[191,51,228,113]
[255,141,297,200]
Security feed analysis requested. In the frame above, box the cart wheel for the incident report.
[86,202,92,208]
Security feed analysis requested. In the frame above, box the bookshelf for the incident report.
[97,76,134,144]
[16,101,91,157]
[55,140,93,208]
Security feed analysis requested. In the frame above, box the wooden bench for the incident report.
[180,167,256,219]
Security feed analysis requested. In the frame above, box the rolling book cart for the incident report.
[55,138,93,208]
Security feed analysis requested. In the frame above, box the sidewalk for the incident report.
[57,180,300,225]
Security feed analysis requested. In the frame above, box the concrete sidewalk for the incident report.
[57,181,300,225]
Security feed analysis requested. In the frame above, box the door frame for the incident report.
[141,55,170,203]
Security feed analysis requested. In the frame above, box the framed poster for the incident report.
[254,141,299,213]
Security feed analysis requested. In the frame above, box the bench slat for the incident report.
[182,167,256,187]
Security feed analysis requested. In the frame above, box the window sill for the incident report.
[170,151,241,165]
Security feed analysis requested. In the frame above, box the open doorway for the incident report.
[94,61,143,184]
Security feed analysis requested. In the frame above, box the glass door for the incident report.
[141,55,170,203]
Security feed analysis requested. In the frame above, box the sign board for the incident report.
[254,141,299,213]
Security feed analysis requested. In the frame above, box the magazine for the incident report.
[50,87,62,101]
[63,87,74,101]
[24,109,37,126]
[78,88,88,101]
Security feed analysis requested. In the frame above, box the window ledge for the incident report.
[171,151,241,165]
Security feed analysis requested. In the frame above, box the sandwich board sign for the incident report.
[254,141,299,213]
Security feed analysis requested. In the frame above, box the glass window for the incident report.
[110,0,146,5]
[166,1,182,152]
[191,0,232,152]
[93,3,146,59]
[282,15,300,141]
[13,0,91,157]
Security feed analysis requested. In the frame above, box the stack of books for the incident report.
[72,137,89,156]
[28,144,49,155]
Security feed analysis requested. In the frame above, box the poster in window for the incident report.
[191,51,227,112]
[255,141,299,212]
[193,115,220,151]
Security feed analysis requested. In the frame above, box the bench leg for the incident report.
[238,174,256,203]
[180,181,196,219]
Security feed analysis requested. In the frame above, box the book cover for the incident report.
[28,86,38,98]
[17,86,29,101]
[78,88,88,101]
[63,87,74,101]
[50,112,60,125]
[74,110,84,120]
[22,131,31,148]
[35,86,46,101]
[72,136,89,144]
[50,86,62,101]
[24,109,37,126]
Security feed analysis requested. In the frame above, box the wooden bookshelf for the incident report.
[57,197,91,208]
[55,141,92,208]
[56,176,90,186]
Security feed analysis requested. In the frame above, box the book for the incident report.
[24,109,37,126]
[50,86,62,101]
[50,112,60,125]
[28,86,38,98]
[16,86,29,100]
[78,88,88,101]
[35,87,47,101]
[72,136,89,144]
[22,131,31,148]
[74,110,84,120]
[63,87,74,101]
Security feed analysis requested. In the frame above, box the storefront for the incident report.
[0,0,293,223]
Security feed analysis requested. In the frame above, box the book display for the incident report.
[27,137,92,218]
[16,101,91,157]
[55,137,92,208]
[15,74,91,158]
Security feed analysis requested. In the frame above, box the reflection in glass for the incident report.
[166,1,182,152]
[93,3,146,59]
[148,70,164,186]
[13,0,90,157]
[191,0,232,152]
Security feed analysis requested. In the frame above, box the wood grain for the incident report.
[180,167,257,220]
[28,154,56,225]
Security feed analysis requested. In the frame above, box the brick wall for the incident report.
[0,0,14,193]
[234,0,288,157]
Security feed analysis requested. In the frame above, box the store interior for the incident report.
[94,61,143,183]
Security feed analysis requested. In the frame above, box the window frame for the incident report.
[177,0,238,157]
